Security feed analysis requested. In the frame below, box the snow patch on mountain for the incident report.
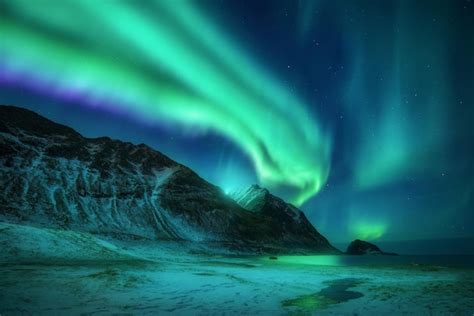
[0,222,143,264]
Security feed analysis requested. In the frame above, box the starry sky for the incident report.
[1,0,473,245]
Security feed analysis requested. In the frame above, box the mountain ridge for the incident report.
[0,105,337,254]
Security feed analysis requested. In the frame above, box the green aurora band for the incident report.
[341,0,453,190]
[0,0,331,206]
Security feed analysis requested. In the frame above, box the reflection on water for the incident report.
[261,255,474,268]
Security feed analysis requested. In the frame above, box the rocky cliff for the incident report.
[346,239,397,255]
[0,105,336,253]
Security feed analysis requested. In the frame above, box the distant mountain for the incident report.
[0,105,336,254]
[346,239,396,255]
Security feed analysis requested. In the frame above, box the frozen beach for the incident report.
[1,224,473,315]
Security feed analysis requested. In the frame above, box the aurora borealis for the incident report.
[1,0,473,247]
[0,0,331,207]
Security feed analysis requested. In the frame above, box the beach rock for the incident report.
[346,239,397,255]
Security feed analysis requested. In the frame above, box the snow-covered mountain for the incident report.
[231,184,337,251]
[0,105,336,253]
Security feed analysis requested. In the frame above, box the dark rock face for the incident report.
[346,239,396,255]
[231,185,338,253]
[0,105,334,253]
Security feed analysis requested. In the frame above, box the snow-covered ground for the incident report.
[1,223,473,315]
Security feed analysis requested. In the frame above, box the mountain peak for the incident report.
[230,184,269,213]
[249,183,264,190]
[231,183,338,253]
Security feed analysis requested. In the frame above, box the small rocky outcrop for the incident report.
[346,239,397,255]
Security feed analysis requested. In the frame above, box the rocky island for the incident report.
[346,239,397,255]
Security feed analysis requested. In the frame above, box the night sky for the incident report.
[1,0,473,245]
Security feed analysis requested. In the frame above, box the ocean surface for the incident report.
[265,254,474,269]
[334,238,474,256]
